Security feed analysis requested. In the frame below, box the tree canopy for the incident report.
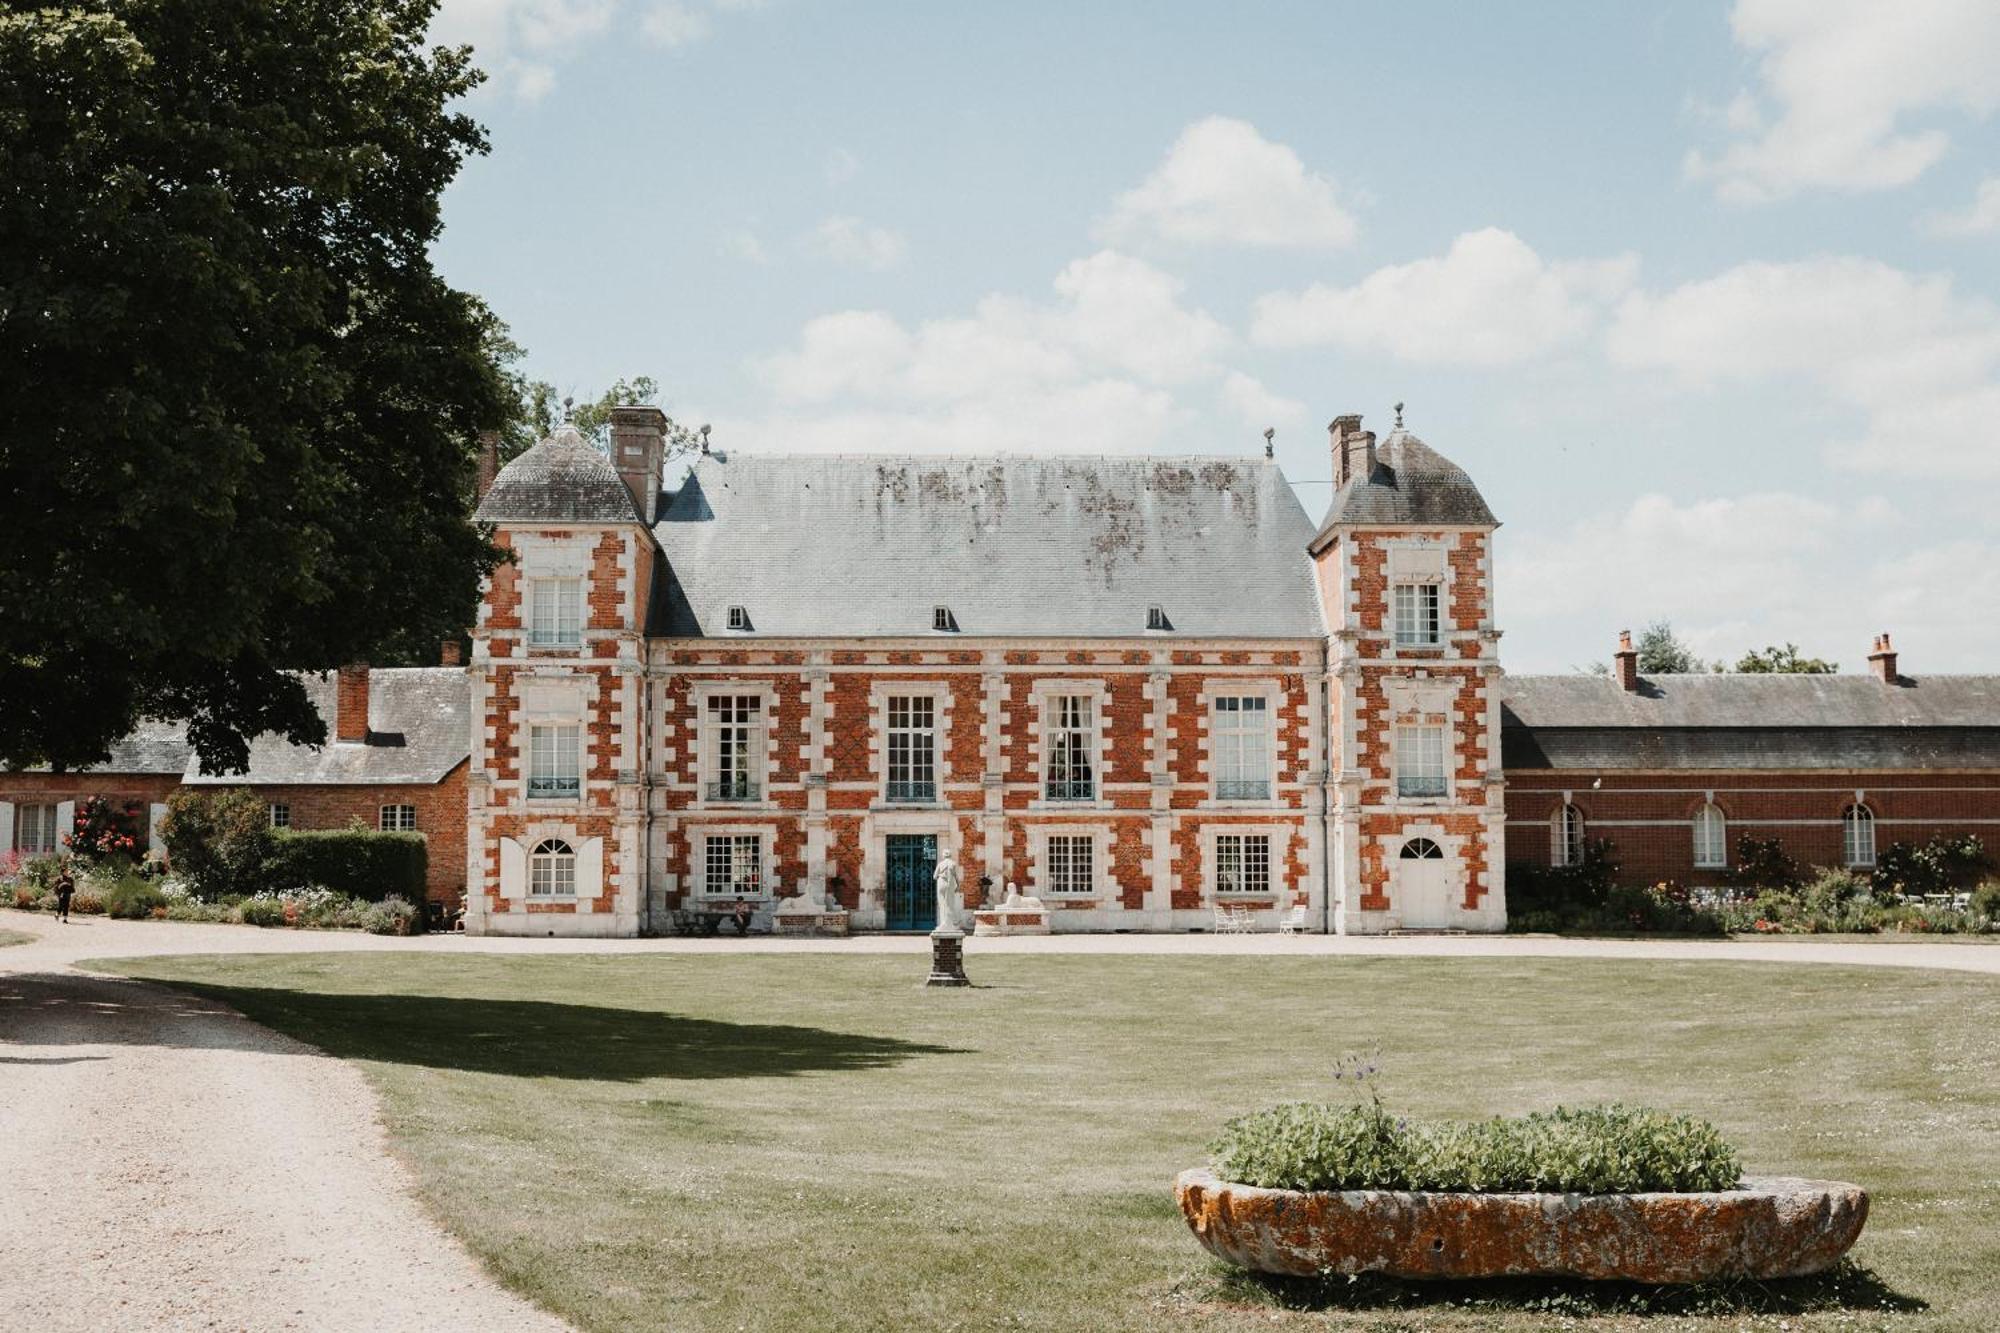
[0,1,510,773]
[1735,643,1838,674]
[493,364,708,465]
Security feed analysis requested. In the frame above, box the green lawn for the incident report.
[100,952,2000,1332]
[0,928,32,947]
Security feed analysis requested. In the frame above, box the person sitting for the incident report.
[729,896,753,936]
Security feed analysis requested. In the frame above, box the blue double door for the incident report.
[884,834,938,931]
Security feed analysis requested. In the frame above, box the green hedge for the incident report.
[262,829,427,905]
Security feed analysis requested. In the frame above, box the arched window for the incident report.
[530,838,576,897]
[1551,804,1585,868]
[1843,804,1876,868]
[1692,803,1727,869]
[1400,837,1444,860]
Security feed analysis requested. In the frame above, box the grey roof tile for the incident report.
[5,719,195,776]
[650,452,1326,639]
[1311,429,1497,546]
[474,425,644,525]
[182,668,470,785]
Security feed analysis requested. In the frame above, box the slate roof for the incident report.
[1500,673,2000,770]
[1310,429,1497,549]
[649,452,1326,639]
[3,719,197,776]
[182,668,470,785]
[474,425,644,525]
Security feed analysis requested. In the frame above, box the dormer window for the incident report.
[726,605,751,632]
[1146,605,1171,631]
[932,606,958,633]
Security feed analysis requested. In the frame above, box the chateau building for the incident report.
[9,410,1996,932]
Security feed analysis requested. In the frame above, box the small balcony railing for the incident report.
[706,778,760,802]
[1397,776,1448,798]
[1044,778,1095,801]
[885,780,936,803]
[1215,779,1271,801]
[527,776,580,799]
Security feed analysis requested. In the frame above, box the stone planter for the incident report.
[1175,1169,1867,1283]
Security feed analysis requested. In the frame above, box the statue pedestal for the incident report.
[771,902,850,937]
[926,927,970,987]
[973,894,1052,936]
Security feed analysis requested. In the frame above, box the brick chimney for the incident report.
[335,663,370,743]
[609,404,668,523]
[1612,629,1640,692]
[1328,414,1379,487]
[440,639,463,667]
[475,430,501,500]
[1868,632,1899,684]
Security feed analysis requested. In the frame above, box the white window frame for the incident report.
[529,838,576,897]
[1027,823,1111,900]
[1394,724,1448,799]
[1042,833,1095,897]
[528,722,581,801]
[14,803,56,855]
[379,803,418,832]
[528,576,583,648]
[1042,693,1098,802]
[1211,691,1274,802]
[884,693,938,804]
[267,802,291,830]
[1392,582,1442,647]
[700,690,767,804]
[1214,832,1273,895]
[1844,803,1876,868]
[1201,822,1290,900]
[695,828,770,898]
[1552,803,1585,868]
[1692,803,1726,869]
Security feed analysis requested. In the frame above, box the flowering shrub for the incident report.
[64,796,144,865]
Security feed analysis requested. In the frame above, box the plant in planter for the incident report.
[1177,1053,1867,1283]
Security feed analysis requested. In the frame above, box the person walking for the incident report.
[53,861,75,923]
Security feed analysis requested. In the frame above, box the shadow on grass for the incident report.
[1202,1260,1925,1318]
[49,978,962,1082]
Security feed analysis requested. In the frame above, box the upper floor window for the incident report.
[704,833,762,897]
[1394,725,1446,798]
[528,577,582,648]
[1213,696,1271,800]
[1392,583,1442,646]
[379,804,418,832]
[529,838,574,897]
[1843,803,1876,867]
[885,695,937,802]
[14,803,56,855]
[1215,833,1272,895]
[1693,803,1726,868]
[528,723,581,799]
[1043,834,1094,896]
[1044,695,1095,801]
[1552,803,1585,868]
[706,696,762,802]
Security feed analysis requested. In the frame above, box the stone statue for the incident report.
[932,852,963,934]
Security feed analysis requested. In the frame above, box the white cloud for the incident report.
[1251,228,1636,365]
[1686,0,2000,202]
[641,1,711,47]
[810,216,908,271]
[824,147,859,186]
[1220,372,1307,433]
[1607,256,2000,479]
[1921,178,2000,237]
[1098,117,1358,249]
[745,251,1256,454]
[718,228,769,264]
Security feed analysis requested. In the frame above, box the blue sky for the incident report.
[431,0,2000,673]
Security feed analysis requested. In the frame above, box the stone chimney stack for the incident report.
[1868,633,1900,684]
[1329,414,1363,486]
[475,430,501,500]
[335,663,371,743]
[609,405,668,523]
[1613,629,1640,692]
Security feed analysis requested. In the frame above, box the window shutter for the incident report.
[498,836,527,901]
[149,803,169,855]
[576,837,604,902]
[0,802,13,854]
[54,801,75,853]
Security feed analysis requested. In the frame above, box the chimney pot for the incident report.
[335,663,371,743]
[1612,629,1640,692]
[475,430,501,501]
[1868,632,1899,684]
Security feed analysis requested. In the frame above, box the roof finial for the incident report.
[1262,426,1274,459]
[699,423,711,456]
[561,394,575,424]
[1393,400,1405,430]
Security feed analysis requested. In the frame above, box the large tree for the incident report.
[0,1,511,773]
[1735,643,1838,674]
[494,368,708,464]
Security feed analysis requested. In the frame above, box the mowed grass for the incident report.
[100,952,2000,1332]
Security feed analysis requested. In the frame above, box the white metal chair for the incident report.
[1277,904,1310,935]
[1211,903,1250,934]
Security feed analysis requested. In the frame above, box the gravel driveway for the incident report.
[0,922,566,1333]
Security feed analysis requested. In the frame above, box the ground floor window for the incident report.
[529,838,575,897]
[379,804,417,832]
[267,803,291,829]
[1551,803,1585,867]
[1692,803,1726,868]
[1215,833,1273,894]
[704,834,762,897]
[14,803,56,855]
[1844,803,1876,867]
[1043,834,1094,896]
